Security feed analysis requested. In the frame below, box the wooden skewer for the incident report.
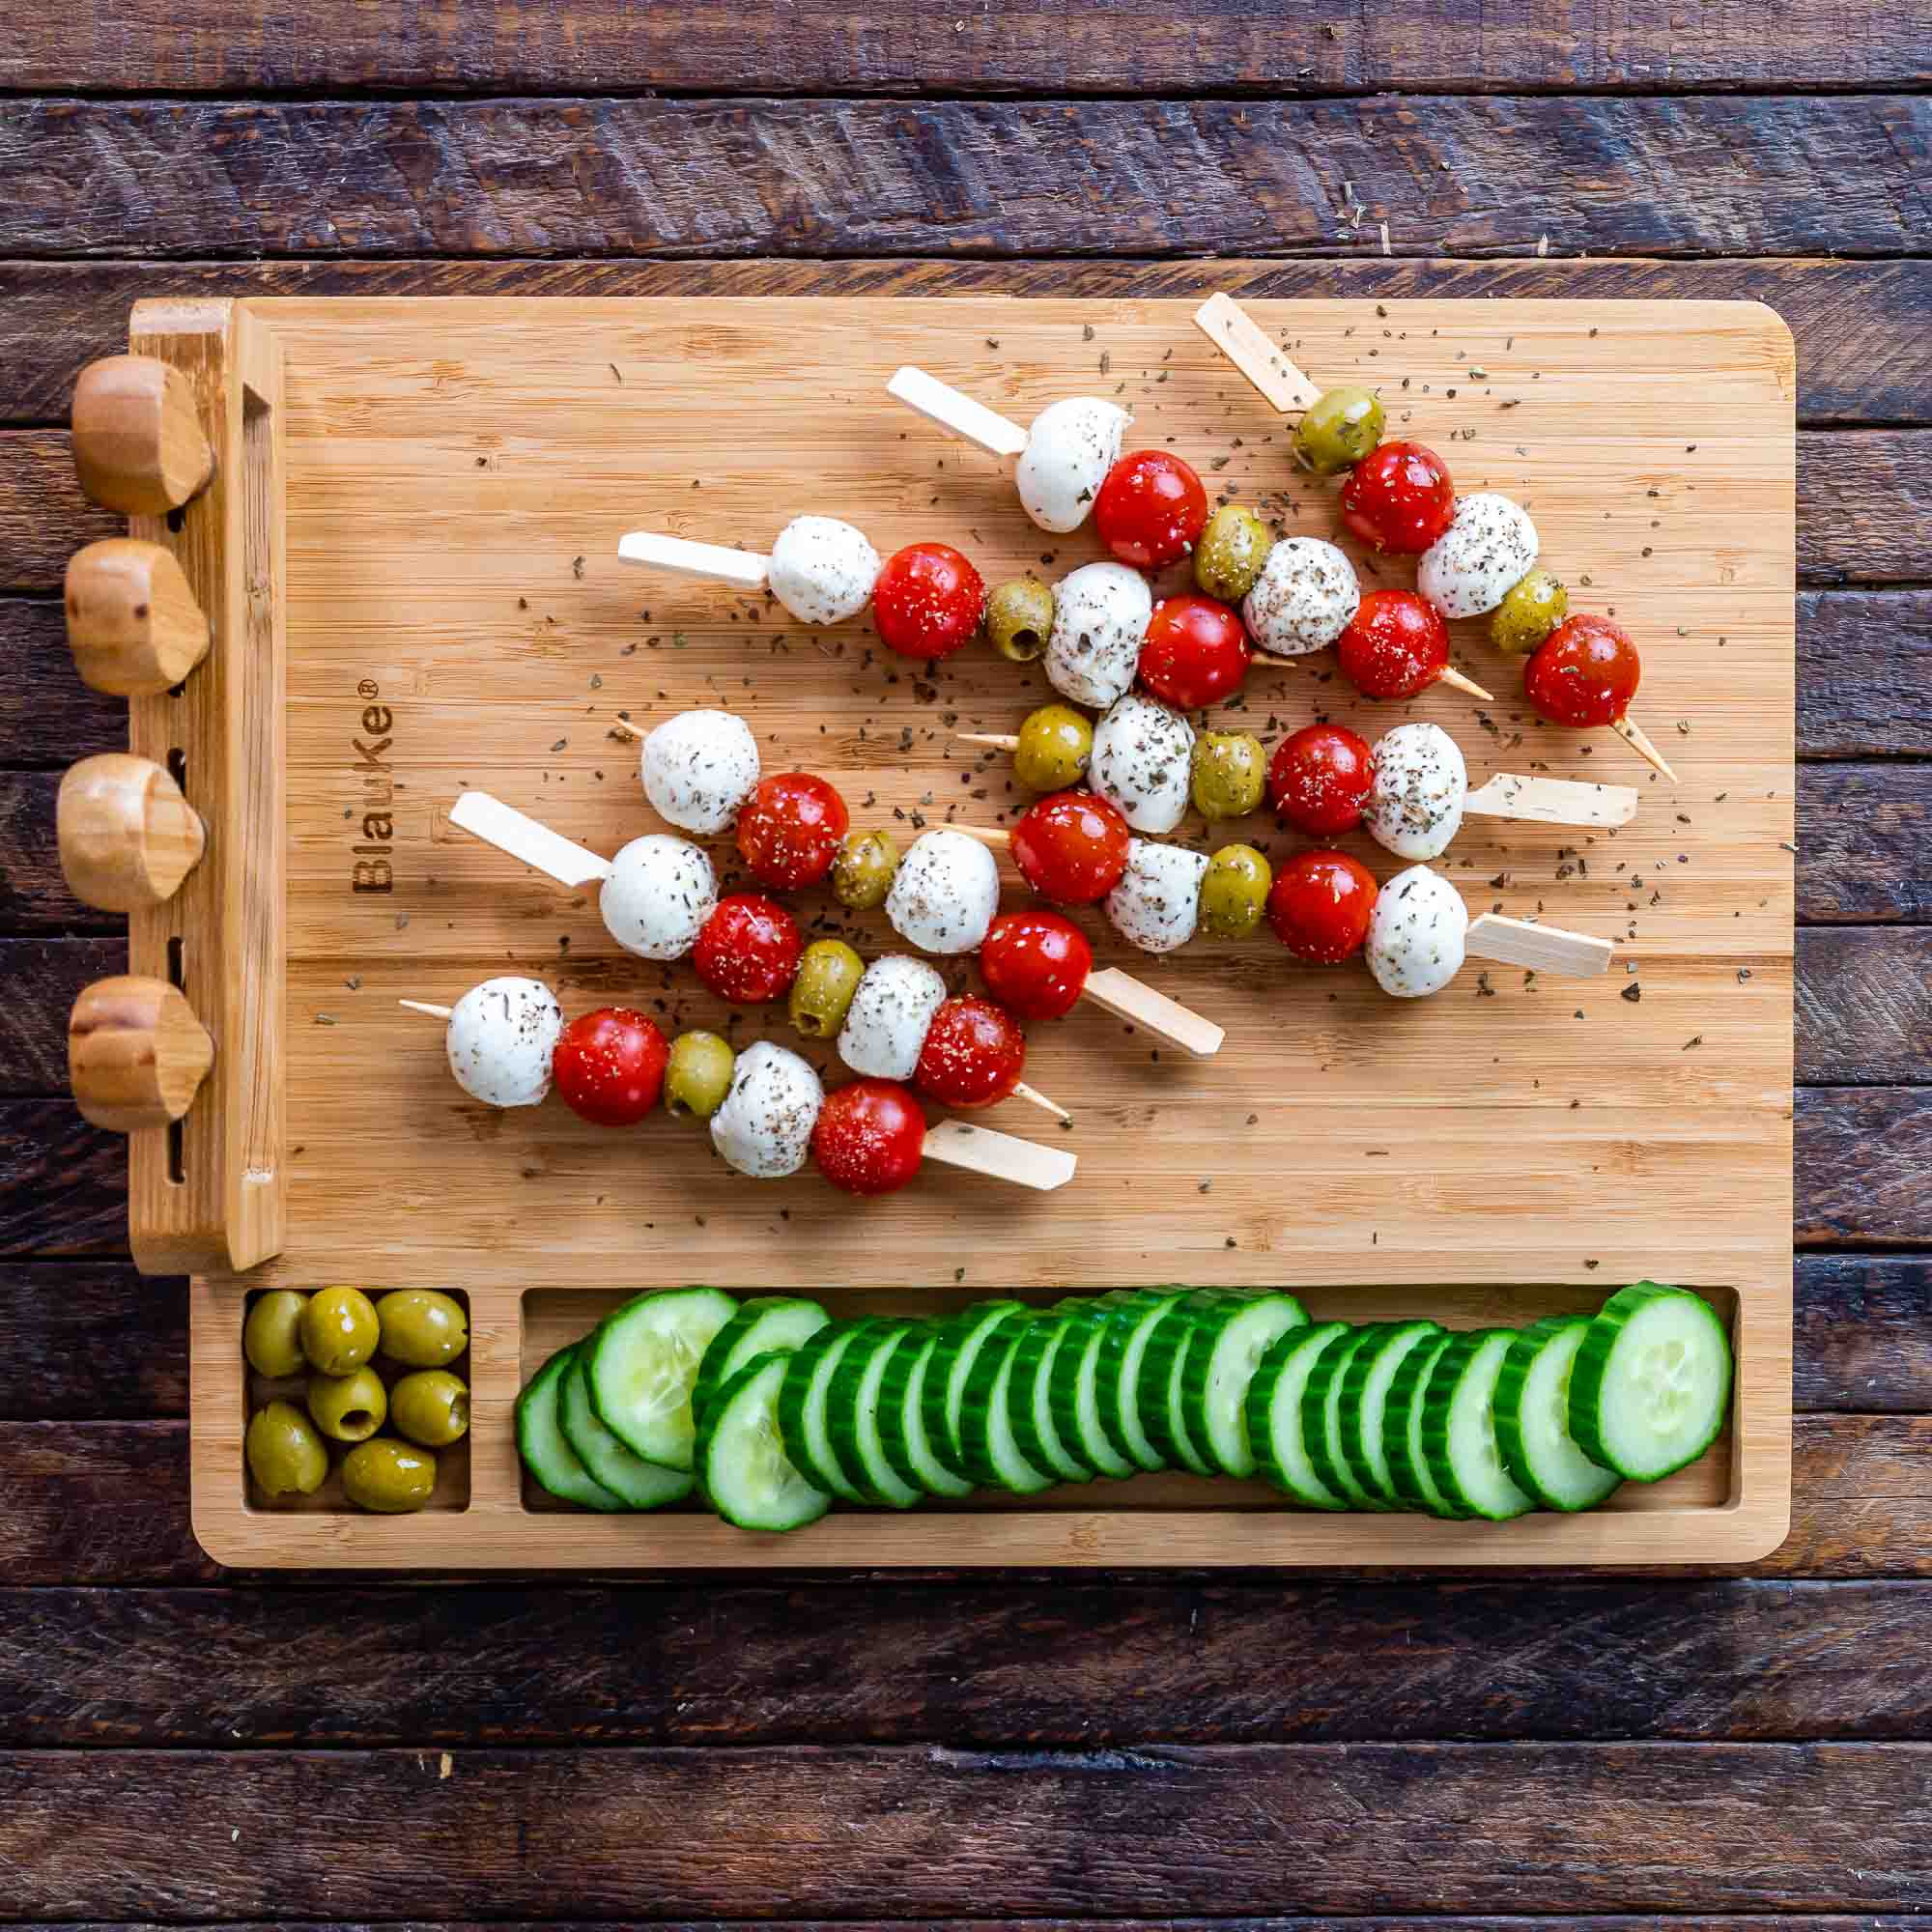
[399,1000,454,1021]
[1611,716,1678,781]
[923,1119,1076,1191]
[609,718,644,741]
[1463,773,1640,828]
[886,366,1030,460]
[958,731,1020,753]
[616,529,771,589]
[447,789,613,887]
[1252,649,1492,703]
[1193,294,1321,414]
[954,825,1012,851]
[1464,914,1613,978]
[1009,1080,1072,1125]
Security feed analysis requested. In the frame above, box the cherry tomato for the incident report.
[1523,614,1642,728]
[1138,593,1252,709]
[916,995,1026,1110]
[551,1008,668,1127]
[811,1079,927,1197]
[1093,450,1209,569]
[872,541,986,662]
[692,894,803,1004]
[1010,790,1133,905]
[1268,724,1376,836]
[1265,849,1378,965]
[1339,440,1456,554]
[1335,589,1449,699]
[979,909,1094,1021]
[736,771,850,891]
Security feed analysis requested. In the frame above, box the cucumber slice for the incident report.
[875,1324,973,1498]
[825,1321,923,1509]
[1569,1283,1734,1482]
[1094,1287,1188,1472]
[1245,1321,1352,1509]
[559,1350,697,1511]
[585,1286,738,1472]
[1337,1320,1443,1506]
[1382,1329,1467,1519]
[1008,1301,1094,1484]
[1136,1291,1230,1474]
[958,1310,1055,1494]
[1302,1322,1393,1510]
[515,1345,627,1512]
[692,1295,829,1430]
[922,1300,1024,1483]
[1419,1328,1536,1520]
[777,1320,877,1503]
[1181,1291,1309,1478]
[698,1350,831,1533]
[1045,1299,1136,1480]
[1495,1317,1625,1511]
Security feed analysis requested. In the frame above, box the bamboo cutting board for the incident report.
[166,296,1792,1567]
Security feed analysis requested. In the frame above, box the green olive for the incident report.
[665,1030,736,1121]
[1200,844,1274,940]
[1190,731,1267,821]
[789,939,865,1039]
[376,1288,468,1369]
[1293,385,1385,475]
[305,1364,388,1443]
[299,1285,380,1377]
[242,1290,309,1379]
[245,1399,328,1499]
[985,576,1055,663]
[1491,567,1569,656]
[831,830,898,912]
[390,1369,470,1447]
[1193,504,1272,604]
[340,1437,439,1515]
[1013,703,1094,792]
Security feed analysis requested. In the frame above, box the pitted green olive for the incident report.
[1193,504,1271,604]
[1293,386,1385,475]
[300,1285,380,1377]
[831,830,899,912]
[376,1289,468,1368]
[390,1369,470,1447]
[1491,568,1569,656]
[1199,844,1274,939]
[1190,731,1267,821]
[664,1031,736,1121]
[789,939,865,1039]
[246,1400,328,1498]
[1013,704,1094,792]
[985,577,1055,663]
[305,1364,388,1443]
[341,1437,438,1514]
[243,1291,309,1378]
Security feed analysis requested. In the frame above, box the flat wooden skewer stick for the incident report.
[1611,716,1678,781]
[1251,647,1493,702]
[1009,1080,1072,1124]
[1193,293,1321,413]
[1464,914,1612,977]
[886,366,1030,460]
[447,789,613,887]
[616,530,771,589]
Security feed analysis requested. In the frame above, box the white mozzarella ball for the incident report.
[1015,396,1130,533]
[1089,695,1195,835]
[1366,863,1469,999]
[444,976,563,1109]
[1241,537,1361,655]
[767,515,881,625]
[1104,839,1209,954]
[887,828,999,956]
[599,835,718,961]
[709,1040,824,1179]
[1417,493,1540,620]
[639,708,760,834]
[1365,722,1468,862]
[1044,560,1152,708]
[837,955,948,1080]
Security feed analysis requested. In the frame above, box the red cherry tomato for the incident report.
[692,894,802,1004]
[1339,441,1456,554]
[1265,849,1378,965]
[735,771,850,891]
[1335,589,1450,699]
[1093,450,1209,569]
[811,1079,927,1197]
[551,1007,668,1127]
[1010,791,1132,905]
[871,541,986,662]
[1268,724,1376,836]
[916,995,1026,1110]
[1523,615,1642,728]
[979,910,1094,1021]
[1138,593,1252,709]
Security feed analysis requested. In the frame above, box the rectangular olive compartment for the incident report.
[242,1288,472,1515]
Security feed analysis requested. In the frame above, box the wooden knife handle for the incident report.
[70,976,214,1133]
[65,538,211,696]
[58,753,206,912]
[71,354,215,515]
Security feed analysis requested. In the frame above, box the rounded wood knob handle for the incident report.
[70,976,214,1133]
[58,753,207,912]
[65,538,211,696]
[71,355,214,516]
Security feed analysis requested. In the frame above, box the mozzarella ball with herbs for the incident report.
[1044,560,1153,709]
[708,1040,825,1179]
[886,828,1000,956]
[1015,397,1131,533]
[766,515,882,626]
[640,708,760,834]
[1104,839,1210,954]
[445,977,564,1109]
[1089,694,1196,836]
[1417,493,1540,621]
[598,834,719,961]
[1364,722,1468,862]
[1241,537,1360,655]
[1365,864,1469,999]
[837,955,949,1081]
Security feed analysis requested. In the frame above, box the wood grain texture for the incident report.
[0,1103,126,1257]
[1798,1088,1932,1247]
[0,433,117,589]
[1800,589,1932,755]
[0,599,126,765]
[4,258,1929,427]
[0,941,124,1093]
[0,775,114,933]
[6,1924,1926,1932]
[1798,766,1932,923]
[1796,1257,1932,1412]
[1797,929,1932,1082]
[6,98,1929,261]
[0,1262,185,1418]
[1799,430,1932,582]
[3,1743,1930,1918]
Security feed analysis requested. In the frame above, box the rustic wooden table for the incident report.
[3,7,1930,1918]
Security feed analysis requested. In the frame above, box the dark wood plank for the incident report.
[4,1576,1929,1748]
[0,597,126,765]
[1800,430,1932,583]
[0,1262,184,1419]
[1801,589,1932,755]
[0,432,115,591]
[0,773,114,934]
[3,257,1927,428]
[9,98,1931,262]
[1796,1257,1932,1413]
[1779,1415,1932,1576]
[11,1923,1930,1932]
[1798,764,1932,923]
[1798,1088,1932,1248]
[3,1740,1929,1918]
[0,1101,127,1258]
[1796,928,1932,1083]
[0,939,123,1094]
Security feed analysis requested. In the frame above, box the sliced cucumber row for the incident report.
[513,1283,1734,1535]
